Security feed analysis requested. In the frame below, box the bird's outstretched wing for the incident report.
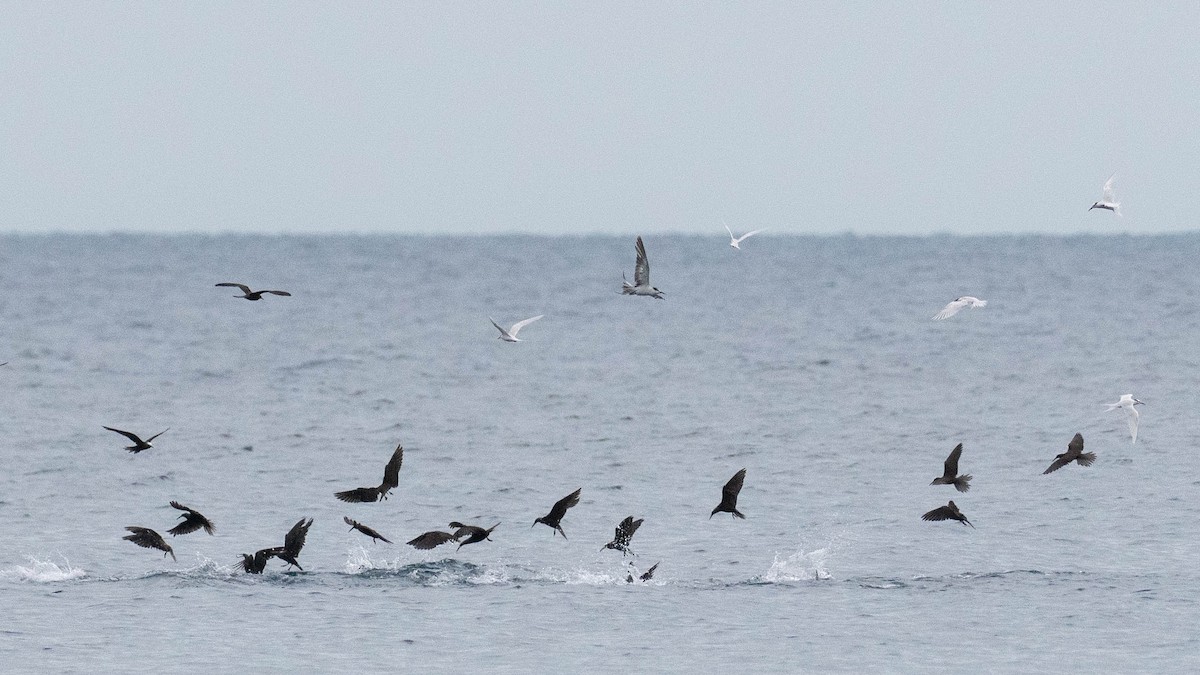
[489,317,512,339]
[548,488,582,522]
[1125,406,1139,444]
[407,531,456,550]
[943,444,962,479]
[283,518,312,558]
[144,428,169,443]
[216,283,252,294]
[380,444,404,492]
[634,237,651,287]
[933,299,967,320]
[722,469,746,505]
[335,487,379,503]
[921,505,955,522]
[103,426,144,444]
[264,290,291,296]
[738,229,766,242]
[508,315,543,338]
[1102,174,1116,202]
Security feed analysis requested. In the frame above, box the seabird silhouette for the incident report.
[123,526,176,561]
[930,444,972,493]
[601,516,644,556]
[214,283,292,301]
[1043,433,1095,474]
[710,469,746,519]
[240,518,313,573]
[449,521,499,551]
[335,444,403,503]
[921,500,974,528]
[166,501,215,536]
[534,488,582,538]
[103,426,168,454]
[1106,394,1144,444]
[724,223,766,250]
[933,297,987,320]
[489,315,544,342]
[344,516,391,544]
[627,562,659,583]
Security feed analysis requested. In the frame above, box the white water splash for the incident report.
[761,548,832,582]
[0,556,86,583]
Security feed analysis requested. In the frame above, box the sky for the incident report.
[1,3,1196,235]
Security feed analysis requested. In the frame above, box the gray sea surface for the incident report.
[2,234,1198,673]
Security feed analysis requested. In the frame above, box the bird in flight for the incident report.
[166,501,215,536]
[601,516,644,556]
[103,426,169,454]
[1043,433,1096,474]
[921,500,974,528]
[406,529,459,550]
[930,444,972,493]
[344,516,391,544]
[489,315,544,342]
[239,517,313,573]
[933,297,987,320]
[1089,174,1121,216]
[123,527,176,561]
[449,521,500,551]
[335,444,404,503]
[621,237,664,299]
[1106,394,1144,444]
[534,488,582,538]
[710,468,747,519]
[627,562,659,583]
[724,223,766,250]
[214,283,292,301]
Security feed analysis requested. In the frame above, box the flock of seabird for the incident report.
[81,192,1133,579]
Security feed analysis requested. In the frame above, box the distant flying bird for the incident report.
[1089,174,1121,216]
[489,315,544,342]
[710,468,746,519]
[215,283,292,301]
[1106,394,1144,444]
[921,500,974,528]
[933,297,987,320]
[621,236,664,299]
[1043,432,1096,474]
[103,426,169,454]
[534,488,582,538]
[724,223,766,250]
[335,444,403,503]
[930,444,972,493]
[123,527,176,561]
[406,529,458,550]
[449,521,500,551]
[166,501,215,536]
[601,516,644,556]
[344,516,391,544]
[628,562,659,583]
[274,517,313,570]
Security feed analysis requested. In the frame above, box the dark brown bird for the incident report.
[601,516,644,556]
[450,521,500,551]
[103,425,169,453]
[406,530,458,550]
[1044,433,1096,475]
[534,488,582,538]
[627,562,659,583]
[922,500,974,528]
[240,548,277,574]
[275,518,312,569]
[710,468,746,519]
[930,443,972,492]
[166,501,215,536]
[344,516,391,544]
[335,444,404,503]
[215,283,292,301]
[123,526,176,561]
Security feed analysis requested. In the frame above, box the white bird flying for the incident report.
[1089,174,1121,216]
[724,223,766,250]
[489,315,544,342]
[621,236,664,299]
[1106,394,1144,444]
[932,296,987,320]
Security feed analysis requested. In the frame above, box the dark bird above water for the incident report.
[628,562,659,583]
[922,500,974,528]
[602,516,644,556]
[710,468,747,519]
[241,518,313,573]
[167,501,215,536]
[335,444,403,503]
[406,530,458,550]
[451,521,499,551]
[103,426,168,454]
[214,283,292,301]
[344,516,391,544]
[930,443,972,493]
[1043,433,1095,474]
[123,526,176,561]
[534,488,582,538]
[240,548,275,574]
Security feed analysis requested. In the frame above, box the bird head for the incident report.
[1133,398,1145,406]
[532,517,543,528]
[709,507,719,519]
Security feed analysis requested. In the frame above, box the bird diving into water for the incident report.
[123,526,176,561]
[1043,433,1095,474]
[601,516,644,556]
[489,315,543,342]
[627,562,659,583]
[1089,174,1121,216]
[449,522,500,551]
[621,236,664,299]
[335,444,403,503]
[930,444,972,493]
[239,517,312,573]
[710,468,747,519]
[214,283,292,301]
[534,488,582,538]
[933,297,987,320]
[724,223,766,250]
[166,501,215,536]
[921,500,974,528]
[344,516,391,544]
[1106,394,1144,444]
[103,426,169,454]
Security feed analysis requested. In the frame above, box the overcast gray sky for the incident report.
[1,3,1195,235]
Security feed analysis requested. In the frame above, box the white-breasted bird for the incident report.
[489,315,543,342]
[1106,394,1144,444]
[1089,174,1121,216]
[621,236,664,299]
[724,223,766,250]
[932,296,987,320]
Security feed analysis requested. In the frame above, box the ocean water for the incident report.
[2,233,1199,673]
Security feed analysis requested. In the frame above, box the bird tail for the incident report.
[955,475,973,493]
[732,509,745,519]
[975,300,987,308]
[1114,203,1122,218]
[621,273,635,294]
[1077,452,1097,467]
[1105,403,1120,411]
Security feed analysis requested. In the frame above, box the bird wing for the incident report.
[722,469,746,504]
[1125,406,1139,444]
[724,223,735,241]
[489,317,512,339]
[265,290,291,296]
[943,444,962,479]
[640,562,659,581]
[283,518,312,557]
[548,488,582,521]
[407,531,455,549]
[335,487,378,503]
[169,501,194,515]
[737,229,766,243]
[216,283,252,294]
[634,237,651,287]
[1068,433,1084,455]
[167,519,203,536]
[1043,454,1071,474]
[144,428,169,443]
[103,426,144,444]
[124,527,168,551]
[380,444,404,491]
[617,517,643,546]
[921,505,954,522]
[508,315,543,337]
[932,299,967,320]
[1102,174,1116,202]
